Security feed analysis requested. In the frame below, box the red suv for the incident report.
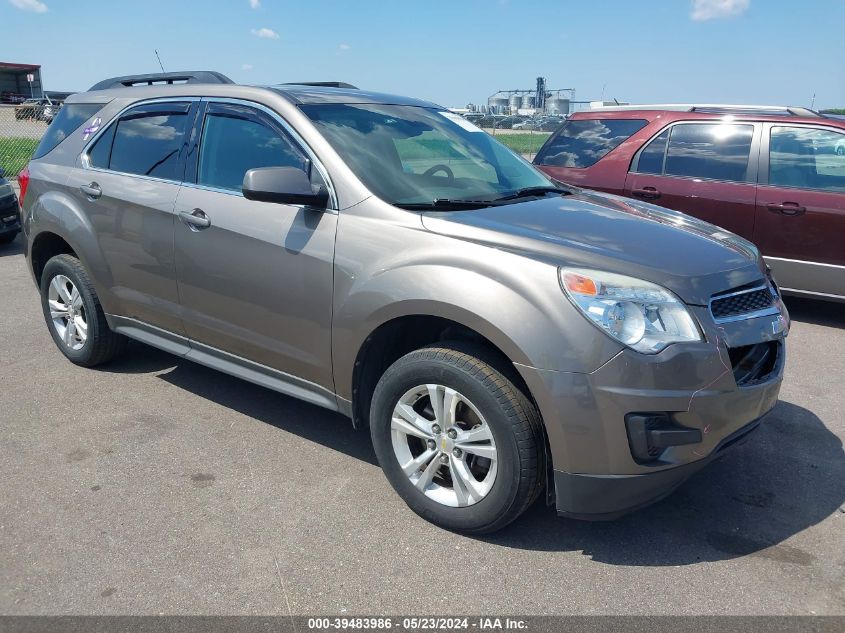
[533,105,845,301]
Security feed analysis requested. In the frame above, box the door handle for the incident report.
[765,202,806,216]
[180,208,211,230]
[80,182,102,199]
[631,186,661,200]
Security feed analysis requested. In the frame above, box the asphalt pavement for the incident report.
[0,235,843,615]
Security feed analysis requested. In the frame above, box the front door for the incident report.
[753,124,845,298]
[624,121,760,240]
[173,101,337,391]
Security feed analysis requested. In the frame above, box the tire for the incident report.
[39,254,128,367]
[370,345,544,534]
[0,231,18,245]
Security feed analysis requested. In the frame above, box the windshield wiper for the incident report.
[494,186,573,201]
[395,198,500,211]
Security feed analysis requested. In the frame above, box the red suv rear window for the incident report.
[535,119,647,168]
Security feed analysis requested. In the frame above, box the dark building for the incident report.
[0,62,43,103]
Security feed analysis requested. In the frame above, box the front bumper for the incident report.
[516,306,786,519]
[553,417,764,519]
[0,194,21,235]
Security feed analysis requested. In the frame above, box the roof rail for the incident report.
[589,103,822,118]
[281,82,359,89]
[88,71,234,92]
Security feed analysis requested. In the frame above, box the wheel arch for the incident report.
[30,230,78,287]
[347,306,535,431]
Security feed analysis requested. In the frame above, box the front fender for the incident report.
[331,218,623,401]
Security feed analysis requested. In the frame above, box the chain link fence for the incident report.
[0,104,46,179]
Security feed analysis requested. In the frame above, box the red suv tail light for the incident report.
[17,166,30,207]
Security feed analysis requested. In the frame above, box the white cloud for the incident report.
[338,43,350,51]
[691,0,750,21]
[249,0,260,8]
[251,27,279,39]
[241,63,254,71]
[8,0,48,13]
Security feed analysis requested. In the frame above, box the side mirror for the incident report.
[242,166,329,208]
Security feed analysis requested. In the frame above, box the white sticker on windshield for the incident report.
[439,111,483,133]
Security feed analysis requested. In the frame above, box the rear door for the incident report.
[754,123,845,298]
[66,99,197,334]
[624,121,760,240]
[173,100,338,392]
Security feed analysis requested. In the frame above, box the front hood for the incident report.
[420,190,765,305]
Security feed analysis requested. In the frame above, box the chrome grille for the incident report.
[710,285,776,322]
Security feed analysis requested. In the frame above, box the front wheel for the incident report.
[370,345,544,533]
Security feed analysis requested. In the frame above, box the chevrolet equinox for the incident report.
[19,72,789,533]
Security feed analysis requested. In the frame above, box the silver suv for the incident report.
[19,71,789,533]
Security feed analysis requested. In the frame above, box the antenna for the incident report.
[154,50,166,74]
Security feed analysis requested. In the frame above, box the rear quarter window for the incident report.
[32,103,105,159]
[535,119,647,168]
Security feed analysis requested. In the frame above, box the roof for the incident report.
[74,83,439,110]
[76,70,442,109]
[570,104,842,126]
[269,85,440,108]
[0,62,41,73]
[588,103,821,118]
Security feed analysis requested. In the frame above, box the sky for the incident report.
[2,0,844,109]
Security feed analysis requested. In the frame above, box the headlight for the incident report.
[560,268,702,354]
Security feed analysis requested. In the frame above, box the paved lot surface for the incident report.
[0,235,843,615]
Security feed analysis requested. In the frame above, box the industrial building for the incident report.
[484,77,573,116]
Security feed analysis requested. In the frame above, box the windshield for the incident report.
[300,103,554,206]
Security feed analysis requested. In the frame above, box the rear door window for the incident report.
[535,119,647,168]
[662,123,754,182]
[88,102,191,181]
[769,126,845,192]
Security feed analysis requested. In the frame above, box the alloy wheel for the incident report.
[48,275,88,351]
[390,384,498,507]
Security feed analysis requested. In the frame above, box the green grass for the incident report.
[394,132,552,161]
[0,137,39,177]
[489,132,551,155]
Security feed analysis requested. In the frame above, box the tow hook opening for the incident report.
[625,413,702,464]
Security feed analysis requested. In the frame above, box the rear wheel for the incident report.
[370,345,544,533]
[39,254,128,367]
